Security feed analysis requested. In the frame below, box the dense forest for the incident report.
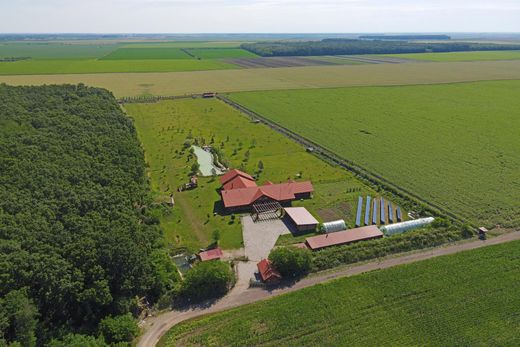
[241,39,520,57]
[0,84,180,346]
[358,35,451,40]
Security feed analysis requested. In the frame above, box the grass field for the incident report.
[186,48,258,59]
[160,239,520,346]
[100,47,193,60]
[0,58,237,75]
[0,42,120,59]
[125,98,376,251]
[381,50,520,62]
[2,60,520,96]
[120,41,245,48]
[228,80,520,227]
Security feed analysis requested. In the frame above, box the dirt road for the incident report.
[137,231,520,347]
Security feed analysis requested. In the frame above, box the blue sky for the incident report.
[1,0,519,33]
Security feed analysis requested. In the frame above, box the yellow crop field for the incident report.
[1,60,520,97]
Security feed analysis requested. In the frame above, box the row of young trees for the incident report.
[242,39,520,57]
[0,84,180,346]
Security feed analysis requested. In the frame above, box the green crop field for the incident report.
[120,41,245,48]
[2,60,520,96]
[186,48,258,59]
[228,80,520,228]
[0,42,120,59]
[381,50,520,62]
[125,98,376,250]
[0,58,237,75]
[100,47,194,60]
[160,239,520,346]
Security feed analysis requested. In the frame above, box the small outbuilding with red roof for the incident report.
[257,259,282,284]
[198,247,224,262]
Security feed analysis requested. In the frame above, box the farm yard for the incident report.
[2,59,520,95]
[159,239,520,346]
[228,80,520,228]
[125,98,377,251]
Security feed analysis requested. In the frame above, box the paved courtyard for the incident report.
[241,215,291,262]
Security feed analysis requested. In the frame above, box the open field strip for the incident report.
[185,48,258,59]
[100,47,194,60]
[380,50,520,62]
[228,80,520,227]
[155,235,520,347]
[2,60,520,97]
[0,58,238,75]
[125,98,373,251]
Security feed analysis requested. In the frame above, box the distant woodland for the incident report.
[242,39,520,57]
[0,85,179,345]
[358,35,451,40]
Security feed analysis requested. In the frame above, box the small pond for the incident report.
[172,254,192,275]
[192,145,224,176]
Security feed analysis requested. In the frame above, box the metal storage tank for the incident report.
[322,220,347,233]
[381,217,435,236]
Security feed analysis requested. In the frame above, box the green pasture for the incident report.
[380,50,520,62]
[0,42,119,59]
[186,48,258,59]
[160,239,520,346]
[0,58,237,75]
[125,98,375,251]
[100,47,193,60]
[229,80,520,227]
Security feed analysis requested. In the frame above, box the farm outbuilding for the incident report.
[198,247,224,261]
[284,207,319,232]
[380,217,435,236]
[322,220,346,233]
[257,259,282,284]
[305,225,383,250]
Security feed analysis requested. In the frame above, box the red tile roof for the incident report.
[220,169,255,186]
[221,181,314,208]
[305,226,383,250]
[257,259,281,282]
[199,247,224,261]
[222,175,258,190]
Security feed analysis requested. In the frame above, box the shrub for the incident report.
[269,247,312,278]
[98,314,139,344]
[47,334,108,347]
[181,261,235,302]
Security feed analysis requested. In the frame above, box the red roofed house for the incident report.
[257,259,282,284]
[220,169,314,211]
[198,247,224,261]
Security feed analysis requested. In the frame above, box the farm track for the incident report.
[217,95,469,226]
[138,230,520,347]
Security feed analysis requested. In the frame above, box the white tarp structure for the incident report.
[381,217,435,235]
[322,220,347,233]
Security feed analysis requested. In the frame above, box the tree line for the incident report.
[0,84,181,346]
[241,39,520,57]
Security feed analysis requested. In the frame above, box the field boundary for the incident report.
[217,94,470,226]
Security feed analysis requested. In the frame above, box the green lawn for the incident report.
[0,58,237,75]
[160,239,520,346]
[100,47,194,60]
[228,80,520,228]
[0,42,120,59]
[125,98,378,251]
[380,50,520,62]
[186,48,258,59]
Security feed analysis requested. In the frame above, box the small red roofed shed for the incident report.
[199,247,223,262]
[257,259,282,284]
